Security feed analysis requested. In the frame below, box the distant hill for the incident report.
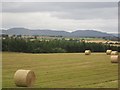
[1,28,115,38]
[70,30,113,37]
[2,28,32,35]
[111,33,120,37]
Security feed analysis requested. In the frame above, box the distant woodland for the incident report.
[2,37,119,53]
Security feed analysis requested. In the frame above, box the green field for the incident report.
[2,52,118,88]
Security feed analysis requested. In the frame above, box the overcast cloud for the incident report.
[1,2,118,33]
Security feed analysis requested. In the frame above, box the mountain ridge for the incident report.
[1,27,115,37]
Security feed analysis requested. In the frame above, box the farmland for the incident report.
[2,52,118,88]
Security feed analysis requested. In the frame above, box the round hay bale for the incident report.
[111,51,118,55]
[14,69,36,87]
[111,55,119,63]
[85,50,91,55]
[106,50,112,55]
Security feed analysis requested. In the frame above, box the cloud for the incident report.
[2,0,119,2]
[2,2,118,20]
[51,7,117,20]
[2,2,117,12]
[1,2,118,33]
[2,12,117,33]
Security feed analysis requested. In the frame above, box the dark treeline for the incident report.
[2,38,119,53]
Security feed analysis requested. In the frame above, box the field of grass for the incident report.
[2,52,118,88]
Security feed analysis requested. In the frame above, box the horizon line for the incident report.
[0,27,118,34]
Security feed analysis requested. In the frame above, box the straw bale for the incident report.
[14,69,35,87]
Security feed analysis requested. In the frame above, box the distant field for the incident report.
[2,52,118,88]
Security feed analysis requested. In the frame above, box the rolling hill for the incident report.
[1,28,115,37]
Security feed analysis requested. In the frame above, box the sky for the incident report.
[1,1,118,33]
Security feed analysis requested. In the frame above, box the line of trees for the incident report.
[2,37,119,53]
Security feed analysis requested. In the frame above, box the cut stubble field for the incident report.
[2,52,118,88]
